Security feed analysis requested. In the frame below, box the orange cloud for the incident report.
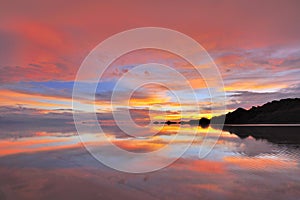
[0,0,299,115]
[225,80,288,92]
[0,89,71,109]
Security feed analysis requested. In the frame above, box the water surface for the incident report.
[0,125,299,200]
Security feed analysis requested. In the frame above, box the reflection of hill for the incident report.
[213,98,300,124]
[220,126,300,145]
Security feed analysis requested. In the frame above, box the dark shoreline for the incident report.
[155,98,300,128]
[222,124,300,127]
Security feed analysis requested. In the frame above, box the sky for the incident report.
[1,0,300,120]
[0,2,300,198]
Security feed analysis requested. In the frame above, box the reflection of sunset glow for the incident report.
[192,184,224,193]
[0,136,81,157]
[174,159,226,174]
[224,156,298,170]
[113,137,166,153]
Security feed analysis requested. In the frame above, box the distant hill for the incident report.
[212,98,300,124]
[154,98,300,126]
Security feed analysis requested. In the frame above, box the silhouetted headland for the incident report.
[154,98,300,129]
[212,98,300,124]
[212,98,300,145]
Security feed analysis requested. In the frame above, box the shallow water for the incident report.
[0,125,299,200]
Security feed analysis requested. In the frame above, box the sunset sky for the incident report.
[1,0,300,120]
[1,2,300,198]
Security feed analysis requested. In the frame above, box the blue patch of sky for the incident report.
[1,80,118,97]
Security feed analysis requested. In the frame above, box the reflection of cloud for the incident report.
[0,136,81,157]
[0,129,300,200]
[216,132,276,157]
[113,138,166,153]
[0,106,181,139]
[0,106,76,138]
[192,183,224,193]
[224,156,298,171]
[173,158,226,174]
